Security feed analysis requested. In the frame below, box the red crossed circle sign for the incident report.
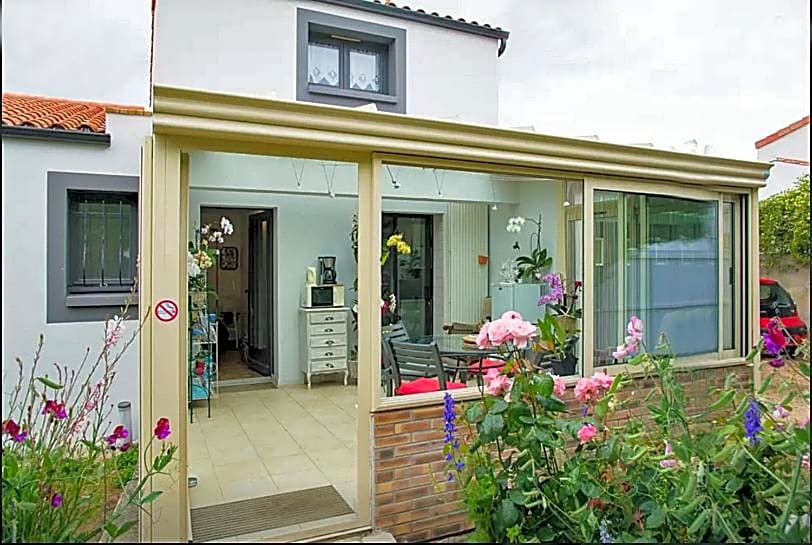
[155,299,179,323]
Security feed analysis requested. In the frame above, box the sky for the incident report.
[425,0,810,160]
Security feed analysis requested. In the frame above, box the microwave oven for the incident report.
[302,284,345,308]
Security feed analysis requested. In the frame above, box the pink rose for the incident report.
[574,377,600,402]
[487,319,512,346]
[592,372,614,391]
[475,322,493,348]
[577,423,597,444]
[550,373,566,397]
[485,369,511,396]
[506,319,536,349]
[773,405,790,419]
[660,459,677,468]
[501,310,523,321]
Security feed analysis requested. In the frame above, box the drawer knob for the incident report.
[324,328,334,333]
[326,363,334,368]
[325,316,334,321]
[325,352,334,357]
[326,340,335,345]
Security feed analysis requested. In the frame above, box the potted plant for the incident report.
[535,312,579,375]
[187,216,234,308]
[538,273,582,335]
[506,215,553,282]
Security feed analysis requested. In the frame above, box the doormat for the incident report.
[190,485,353,542]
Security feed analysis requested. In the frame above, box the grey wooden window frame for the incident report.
[47,172,139,323]
[297,8,406,113]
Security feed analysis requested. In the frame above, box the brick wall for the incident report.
[371,363,752,542]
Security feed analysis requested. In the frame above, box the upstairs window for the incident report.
[308,34,387,94]
[297,9,406,113]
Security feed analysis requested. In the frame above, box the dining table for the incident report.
[412,333,505,383]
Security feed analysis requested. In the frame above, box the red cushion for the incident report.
[395,377,467,395]
[466,358,504,374]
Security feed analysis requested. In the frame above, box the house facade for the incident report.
[3,1,773,543]
[755,115,809,199]
[1,0,153,431]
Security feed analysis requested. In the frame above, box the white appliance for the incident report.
[302,284,345,308]
[490,282,550,323]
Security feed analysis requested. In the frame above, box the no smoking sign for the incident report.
[154,299,180,323]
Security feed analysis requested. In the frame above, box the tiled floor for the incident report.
[188,383,358,514]
[218,350,266,381]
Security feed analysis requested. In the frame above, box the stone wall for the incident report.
[371,364,752,542]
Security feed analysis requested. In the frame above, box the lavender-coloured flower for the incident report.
[744,397,762,445]
[50,492,63,508]
[599,520,614,544]
[442,392,458,446]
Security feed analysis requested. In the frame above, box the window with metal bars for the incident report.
[66,191,138,293]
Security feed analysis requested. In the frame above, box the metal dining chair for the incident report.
[380,321,411,396]
[389,341,466,395]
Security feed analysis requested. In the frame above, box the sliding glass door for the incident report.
[593,190,723,365]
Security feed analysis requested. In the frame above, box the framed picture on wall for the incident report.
[220,246,239,270]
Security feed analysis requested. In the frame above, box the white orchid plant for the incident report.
[188,216,234,292]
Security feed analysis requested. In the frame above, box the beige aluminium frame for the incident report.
[141,85,768,541]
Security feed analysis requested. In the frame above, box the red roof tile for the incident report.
[755,115,809,149]
[2,93,150,134]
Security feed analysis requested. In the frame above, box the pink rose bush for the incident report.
[441,311,810,544]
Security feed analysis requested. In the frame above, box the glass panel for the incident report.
[594,190,719,364]
[722,201,735,350]
[383,215,432,336]
[379,164,583,400]
[593,191,621,365]
[307,42,340,87]
[349,48,381,92]
[68,191,136,290]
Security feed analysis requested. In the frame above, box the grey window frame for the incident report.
[297,8,406,113]
[47,172,139,323]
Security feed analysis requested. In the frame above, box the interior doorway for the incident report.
[382,213,434,337]
[200,206,275,385]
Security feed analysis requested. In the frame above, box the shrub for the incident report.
[2,289,178,543]
[443,312,810,543]
[760,174,810,267]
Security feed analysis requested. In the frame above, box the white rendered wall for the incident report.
[1,0,152,106]
[1,114,151,434]
[153,0,499,124]
[757,124,810,199]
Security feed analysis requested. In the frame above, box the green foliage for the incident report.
[444,324,811,543]
[760,175,810,267]
[515,247,553,282]
[2,290,178,543]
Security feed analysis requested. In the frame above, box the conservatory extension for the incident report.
[138,85,769,542]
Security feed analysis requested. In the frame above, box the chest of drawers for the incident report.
[299,307,350,389]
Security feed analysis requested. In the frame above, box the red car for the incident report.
[760,277,808,353]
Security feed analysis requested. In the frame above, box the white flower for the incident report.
[506,217,525,233]
[187,252,201,277]
[200,225,209,235]
[220,217,234,236]
[104,316,125,348]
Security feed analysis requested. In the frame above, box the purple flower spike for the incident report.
[744,397,762,445]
